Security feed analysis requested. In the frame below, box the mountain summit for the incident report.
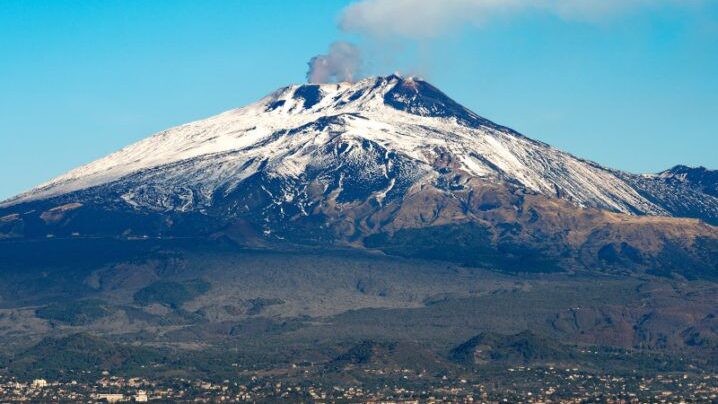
[1,75,716,275]
[2,75,708,215]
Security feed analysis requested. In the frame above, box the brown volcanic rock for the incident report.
[327,180,718,277]
[2,170,715,278]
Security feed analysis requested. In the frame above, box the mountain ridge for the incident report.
[3,75,713,218]
[0,75,716,277]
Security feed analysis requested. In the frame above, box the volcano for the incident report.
[1,75,718,383]
[1,75,716,276]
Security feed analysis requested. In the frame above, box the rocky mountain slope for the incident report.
[0,75,716,276]
[620,165,718,225]
[1,75,703,215]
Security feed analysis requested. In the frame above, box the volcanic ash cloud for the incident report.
[306,41,362,84]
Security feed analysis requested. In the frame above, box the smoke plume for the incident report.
[306,41,362,84]
[305,0,701,83]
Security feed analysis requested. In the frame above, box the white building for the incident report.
[135,390,148,402]
[31,379,48,389]
[96,393,124,402]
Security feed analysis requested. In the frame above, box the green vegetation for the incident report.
[9,333,168,380]
[450,330,570,365]
[0,246,715,384]
[332,340,397,366]
[35,300,115,326]
[133,279,211,308]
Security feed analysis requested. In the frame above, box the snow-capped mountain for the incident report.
[619,166,718,226]
[0,75,673,216]
[1,75,716,276]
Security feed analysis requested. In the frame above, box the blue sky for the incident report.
[1,0,716,200]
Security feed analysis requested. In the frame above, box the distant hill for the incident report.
[450,331,571,366]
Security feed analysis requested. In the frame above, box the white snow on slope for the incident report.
[0,75,665,215]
